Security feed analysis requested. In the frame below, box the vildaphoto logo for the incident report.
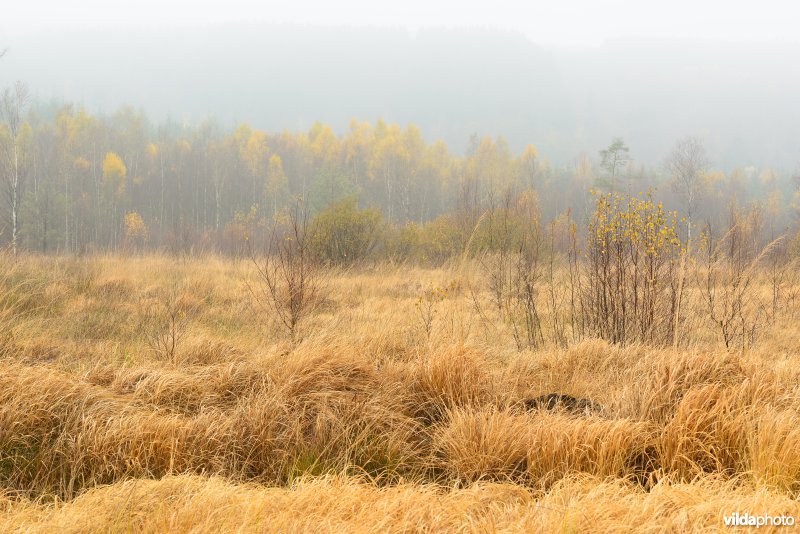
[723,512,795,528]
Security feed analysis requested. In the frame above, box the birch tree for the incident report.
[667,136,709,249]
[0,82,30,255]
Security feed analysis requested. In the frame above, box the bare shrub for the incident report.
[696,211,783,350]
[250,201,328,342]
[544,213,577,347]
[765,236,800,322]
[414,284,448,341]
[141,283,197,362]
[476,189,544,350]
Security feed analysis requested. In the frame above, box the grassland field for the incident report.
[1,253,800,532]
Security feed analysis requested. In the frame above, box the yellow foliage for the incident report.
[146,142,159,158]
[588,189,681,256]
[102,152,126,180]
[520,143,539,163]
[266,154,287,194]
[243,131,269,174]
[310,122,340,163]
[102,152,127,199]
[124,211,148,242]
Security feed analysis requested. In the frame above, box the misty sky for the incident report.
[3,0,800,45]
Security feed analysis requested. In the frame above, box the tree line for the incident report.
[1,91,799,259]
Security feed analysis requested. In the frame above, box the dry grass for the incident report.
[2,475,799,533]
[1,253,800,531]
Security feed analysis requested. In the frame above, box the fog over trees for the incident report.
[2,25,799,168]
[0,24,799,255]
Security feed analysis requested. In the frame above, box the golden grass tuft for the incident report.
[436,407,654,486]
